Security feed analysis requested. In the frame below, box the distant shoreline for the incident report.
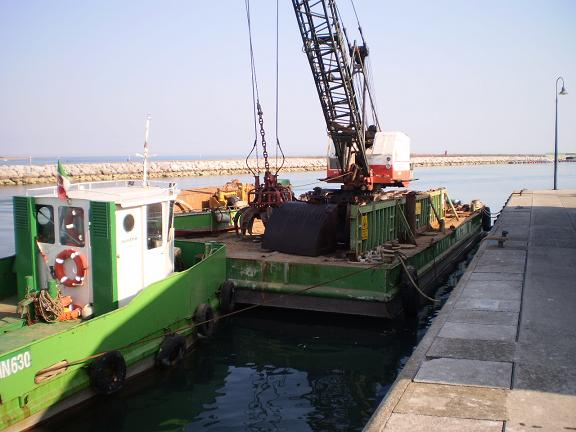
[0,154,564,186]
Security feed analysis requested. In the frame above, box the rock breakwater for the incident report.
[0,155,552,186]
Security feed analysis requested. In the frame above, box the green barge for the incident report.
[192,188,486,319]
[0,181,230,431]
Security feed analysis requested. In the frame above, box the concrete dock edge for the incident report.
[363,220,486,431]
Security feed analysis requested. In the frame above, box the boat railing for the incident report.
[26,180,178,197]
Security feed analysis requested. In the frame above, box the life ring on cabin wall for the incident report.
[54,249,88,287]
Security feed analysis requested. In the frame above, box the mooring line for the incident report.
[35,258,393,374]
[395,252,439,303]
[37,249,439,375]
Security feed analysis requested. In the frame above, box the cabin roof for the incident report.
[26,181,178,207]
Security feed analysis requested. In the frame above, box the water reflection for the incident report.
[37,252,474,432]
[40,309,419,432]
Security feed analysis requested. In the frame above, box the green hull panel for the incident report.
[229,213,482,315]
[174,210,238,234]
[0,242,226,431]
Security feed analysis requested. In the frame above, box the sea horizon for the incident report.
[0,152,566,167]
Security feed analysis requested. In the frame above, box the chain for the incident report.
[257,102,270,172]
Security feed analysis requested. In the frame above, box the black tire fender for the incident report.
[194,303,215,337]
[155,334,186,368]
[89,350,127,395]
[219,281,236,314]
[482,206,492,232]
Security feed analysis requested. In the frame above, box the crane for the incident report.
[239,0,412,255]
[292,0,412,190]
[262,0,413,255]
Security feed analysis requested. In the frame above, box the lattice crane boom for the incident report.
[292,0,372,184]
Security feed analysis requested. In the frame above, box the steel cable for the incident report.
[244,0,260,175]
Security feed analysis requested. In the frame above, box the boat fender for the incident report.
[193,303,215,337]
[400,265,420,317]
[218,281,236,314]
[88,351,127,395]
[82,303,94,319]
[54,249,88,287]
[155,334,186,368]
[481,206,492,232]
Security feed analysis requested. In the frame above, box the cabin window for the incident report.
[147,203,163,249]
[58,206,85,247]
[123,214,135,232]
[328,157,341,170]
[36,204,55,244]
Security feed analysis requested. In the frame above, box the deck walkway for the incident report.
[365,189,576,432]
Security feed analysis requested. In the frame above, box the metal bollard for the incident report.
[498,230,508,248]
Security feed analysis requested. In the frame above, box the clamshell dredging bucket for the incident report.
[262,202,339,256]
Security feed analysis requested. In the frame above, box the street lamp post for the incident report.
[554,77,568,190]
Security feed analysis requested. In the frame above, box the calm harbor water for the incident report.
[37,271,468,432]
[38,310,423,432]
[35,260,469,432]
[1,162,575,431]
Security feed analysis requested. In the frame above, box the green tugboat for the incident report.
[0,180,231,431]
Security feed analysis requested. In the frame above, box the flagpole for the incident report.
[143,114,151,186]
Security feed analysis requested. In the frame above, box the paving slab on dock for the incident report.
[365,189,576,432]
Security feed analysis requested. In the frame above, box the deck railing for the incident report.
[26,180,177,197]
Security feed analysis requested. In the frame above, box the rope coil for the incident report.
[35,290,65,323]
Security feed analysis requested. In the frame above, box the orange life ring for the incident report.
[54,249,88,287]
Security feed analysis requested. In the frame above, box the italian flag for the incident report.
[57,161,71,200]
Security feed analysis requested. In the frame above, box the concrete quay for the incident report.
[365,189,576,432]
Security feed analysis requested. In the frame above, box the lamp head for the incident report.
[559,86,568,96]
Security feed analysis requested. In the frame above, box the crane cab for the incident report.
[326,131,413,188]
[367,131,413,187]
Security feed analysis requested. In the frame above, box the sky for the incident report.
[0,0,575,158]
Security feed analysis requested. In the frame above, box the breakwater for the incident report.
[0,155,553,186]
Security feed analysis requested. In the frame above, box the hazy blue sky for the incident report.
[0,0,574,158]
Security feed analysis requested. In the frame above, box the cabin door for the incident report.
[143,202,172,287]
[115,207,144,306]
